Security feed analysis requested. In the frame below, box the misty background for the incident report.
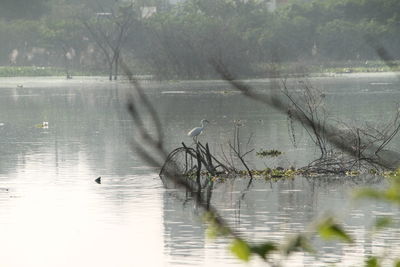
[1,0,399,79]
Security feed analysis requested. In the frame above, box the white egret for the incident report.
[187,119,209,142]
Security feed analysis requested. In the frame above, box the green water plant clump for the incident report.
[256,149,282,158]
[237,167,297,179]
[186,165,378,183]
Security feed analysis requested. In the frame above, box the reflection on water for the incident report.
[0,74,398,266]
[163,175,400,267]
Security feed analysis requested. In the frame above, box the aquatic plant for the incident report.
[256,149,282,158]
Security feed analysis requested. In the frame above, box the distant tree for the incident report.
[0,0,49,20]
[277,0,400,61]
[40,19,85,78]
[40,1,87,78]
[83,2,139,80]
[0,20,43,65]
[131,0,261,79]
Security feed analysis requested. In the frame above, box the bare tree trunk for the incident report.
[114,50,119,80]
[61,46,71,79]
[108,61,113,81]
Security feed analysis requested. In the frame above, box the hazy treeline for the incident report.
[0,0,399,78]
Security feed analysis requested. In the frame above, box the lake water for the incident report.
[0,74,399,266]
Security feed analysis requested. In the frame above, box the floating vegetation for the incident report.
[383,168,400,178]
[345,170,360,176]
[161,140,394,188]
[240,167,297,179]
[35,121,49,128]
[256,149,282,158]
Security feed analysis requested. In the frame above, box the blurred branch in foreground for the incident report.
[122,62,243,239]
[211,60,400,171]
[121,37,400,263]
[121,62,320,263]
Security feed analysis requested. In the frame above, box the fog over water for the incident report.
[0,74,399,266]
[1,0,400,266]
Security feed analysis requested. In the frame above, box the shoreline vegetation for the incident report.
[0,66,99,77]
[1,60,399,79]
[2,0,400,80]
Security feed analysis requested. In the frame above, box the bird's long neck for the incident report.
[201,121,206,128]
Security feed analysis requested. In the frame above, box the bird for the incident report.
[95,176,101,184]
[187,119,209,142]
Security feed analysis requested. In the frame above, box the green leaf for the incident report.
[384,187,400,204]
[230,239,251,262]
[354,188,385,200]
[365,256,380,267]
[317,217,354,243]
[283,234,314,255]
[206,225,218,239]
[250,242,277,260]
[203,212,230,239]
[354,185,400,205]
[394,259,400,267]
[373,216,392,231]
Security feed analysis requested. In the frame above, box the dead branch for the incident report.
[124,67,246,243]
[212,61,400,171]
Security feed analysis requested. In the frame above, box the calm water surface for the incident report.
[0,74,399,266]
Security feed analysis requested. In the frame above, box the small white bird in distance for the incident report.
[187,119,209,142]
